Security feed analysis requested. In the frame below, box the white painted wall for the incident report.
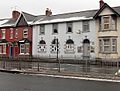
[32,20,96,59]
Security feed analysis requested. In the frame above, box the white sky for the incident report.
[0,0,120,18]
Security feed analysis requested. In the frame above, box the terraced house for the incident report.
[0,0,120,60]
[0,11,36,57]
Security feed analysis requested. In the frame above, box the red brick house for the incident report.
[0,11,36,57]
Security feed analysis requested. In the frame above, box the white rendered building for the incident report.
[32,9,97,59]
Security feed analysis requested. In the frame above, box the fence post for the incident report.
[38,62,40,71]
[19,60,21,70]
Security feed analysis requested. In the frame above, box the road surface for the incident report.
[0,72,119,91]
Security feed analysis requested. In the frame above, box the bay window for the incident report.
[99,38,117,53]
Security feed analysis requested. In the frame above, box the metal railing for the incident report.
[0,56,119,77]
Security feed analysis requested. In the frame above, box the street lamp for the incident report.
[55,38,60,72]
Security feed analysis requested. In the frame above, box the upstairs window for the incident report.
[23,28,28,38]
[10,29,13,39]
[1,29,5,39]
[100,15,116,31]
[103,16,110,30]
[52,23,58,34]
[67,22,72,33]
[15,29,18,38]
[39,25,45,35]
[82,20,90,32]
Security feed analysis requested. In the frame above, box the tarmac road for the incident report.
[0,72,119,91]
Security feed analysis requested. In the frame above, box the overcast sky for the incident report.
[0,0,120,18]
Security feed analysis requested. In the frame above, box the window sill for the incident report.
[99,30,117,32]
[99,52,118,54]
[39,34,45,35]
[82,31,90,33]
[66,32,73,34]
[52,33,58,35]
[19,53,30,55]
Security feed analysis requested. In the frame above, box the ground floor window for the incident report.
[64,39,75,53]
[50,39,60,53]
[38,40,46,53]
[64,44,75,53]
[0,43,6,54]
[20,43,30,54]
[50,44,59,53]
[99,37,117,53]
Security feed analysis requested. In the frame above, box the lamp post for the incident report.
[56,38,60,72]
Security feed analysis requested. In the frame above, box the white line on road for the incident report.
[29,73,120,83]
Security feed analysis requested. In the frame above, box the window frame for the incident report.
[52,23,58,34]
[23,28,28,38]
[82,20,90,32]
[1,29,5,39]
[66,22,73,33]
[100,15,117,31]
[20,43,29,54]
[10,29,14,39]
[99,38,117,53]
[39,25,45,35]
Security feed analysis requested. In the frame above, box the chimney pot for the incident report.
[45,8,52,16]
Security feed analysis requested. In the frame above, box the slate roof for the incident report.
[34,6,120,24]
[33,9,98,24]
[0,11,38,27]
[113,6,120,15]
[0,4,120,27]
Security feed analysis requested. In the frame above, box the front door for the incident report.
[10,46,13,57]
[83,39,90,59]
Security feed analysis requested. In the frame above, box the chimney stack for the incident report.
[12,11,20,20]
[45,8,52,16]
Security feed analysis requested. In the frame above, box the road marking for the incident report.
[29,73,120,83]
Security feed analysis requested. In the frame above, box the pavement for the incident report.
[0,68,120,82]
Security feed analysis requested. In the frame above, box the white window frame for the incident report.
[52,23,58,34]
[99,38,117,53]
[23,28,28,38]
[82,20,90,32]
[1,30,5,39]
[15,29,18,38]
[2,43,6,54]
[20,44,25,54]
[39,25,45,35]
[102,16,111,30]
[10,29,14,39]
[64,44,75,53]
[66,22,73,33]
[20,43,29,55]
